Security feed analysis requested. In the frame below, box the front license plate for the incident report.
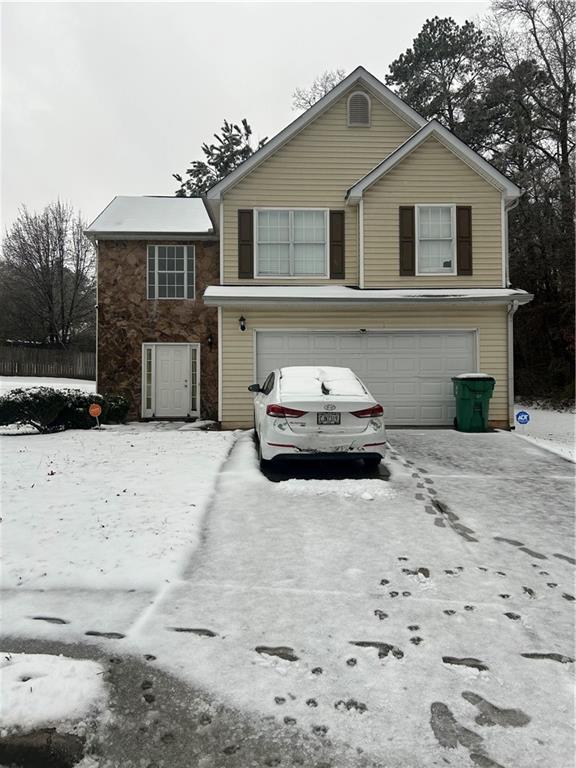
[317,412,341,425]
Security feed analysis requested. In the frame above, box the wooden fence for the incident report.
[0,346,95,380]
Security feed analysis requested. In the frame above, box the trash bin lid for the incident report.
[452,372,495,381]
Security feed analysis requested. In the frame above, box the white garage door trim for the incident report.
[254,328,479,426]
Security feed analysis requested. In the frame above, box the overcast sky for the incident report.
[2,1,489,230]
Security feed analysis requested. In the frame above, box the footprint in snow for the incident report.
[256,646,299,662]
[167,627,218,637]
[350,641,404,659]
[85,630,125,639]
[31,616,69,625]
[521,652,573,663]
[504,612,521,621]
[462,691,530,728]
[554,553,576,565]
[518,547,547,559]
[335,698,367,713]
[442,656,488,672]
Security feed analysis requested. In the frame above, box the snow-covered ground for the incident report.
[1,425,573,766]
[0,653,107,733]
[1,426,235,591]
[118,431,574,767]
[514,403,575,461]
[0,376,95,394]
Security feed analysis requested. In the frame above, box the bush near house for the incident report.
[0,388,130,433]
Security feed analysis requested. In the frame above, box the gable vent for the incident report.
[348,92,371,127]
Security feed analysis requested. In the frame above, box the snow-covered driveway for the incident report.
[128,430,574,768]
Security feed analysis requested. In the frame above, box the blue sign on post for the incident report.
[516,410,530,425]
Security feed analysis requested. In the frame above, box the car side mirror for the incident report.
[248,384,261,393]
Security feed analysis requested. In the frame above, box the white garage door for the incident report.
[256,330,476,426]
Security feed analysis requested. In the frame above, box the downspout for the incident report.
[358,198,364,289]
[504,197,520,288]
[507,300,519,429]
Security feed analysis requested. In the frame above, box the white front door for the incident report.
[142,343,200,418]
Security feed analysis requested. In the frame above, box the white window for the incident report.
[347,92,371,127]
[256,209,328,277]
[147,245,195,299]
[416,206,456,275]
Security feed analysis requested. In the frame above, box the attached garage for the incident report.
[256,330,476,426]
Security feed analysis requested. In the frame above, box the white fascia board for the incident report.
[347,121,522,203]
[85,232,217,241]
[206,66,426,201]
[203,286,533,307]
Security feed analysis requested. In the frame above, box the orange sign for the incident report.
[89,403,102,418]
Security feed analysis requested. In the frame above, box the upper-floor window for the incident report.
[416,205,456,275]
[347,92,371,127]
[147,245,195,299]
[255,209,328,277]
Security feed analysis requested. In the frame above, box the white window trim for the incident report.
[254,208,330,279]
[347,91,371,127]
[141,342,201,419]
[415,204,457,277]
[147,244,196,300]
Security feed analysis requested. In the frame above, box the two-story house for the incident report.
[88,66,532,428]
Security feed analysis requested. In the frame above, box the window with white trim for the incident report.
[416,206,456,274]
[256,209,328,277]
[147,245,195,299]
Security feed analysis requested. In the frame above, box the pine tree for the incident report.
[173,119,267,197]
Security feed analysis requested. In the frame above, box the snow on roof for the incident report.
[280,366,367,397]
[85,196,213,236]
[204,285,533,306]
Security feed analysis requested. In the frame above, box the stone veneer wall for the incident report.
[97,239,219,420]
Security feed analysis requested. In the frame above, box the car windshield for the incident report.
[279,367,367,397]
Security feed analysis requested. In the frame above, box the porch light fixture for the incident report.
[207,333,214,350]
[238,316,247,332]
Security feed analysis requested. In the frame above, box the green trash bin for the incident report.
[452,374,495,432]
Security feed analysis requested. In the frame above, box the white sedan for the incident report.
[249,366,387,467]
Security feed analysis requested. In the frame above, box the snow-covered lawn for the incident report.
[0,376,95,395]
[1,426,234,591]
[514,403,575,461]
[0,653,107,733]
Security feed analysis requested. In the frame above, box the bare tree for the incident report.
[488,0,575,263]
[292,69,346,111]
[1,202,95,347]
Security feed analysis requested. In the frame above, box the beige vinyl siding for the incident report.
[220,305,509,428]
[363,136,504,287]
[222,88,415,285]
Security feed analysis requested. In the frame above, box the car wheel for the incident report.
[364,456,381,469]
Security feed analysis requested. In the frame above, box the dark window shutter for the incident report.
[456,206,473,275]
[238,209,254,279]
[399,206,415,276]
[329,210,345,279]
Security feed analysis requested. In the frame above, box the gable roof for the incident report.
[85,196,214,238]
[346,121,522,202]
[206,66,426,201]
